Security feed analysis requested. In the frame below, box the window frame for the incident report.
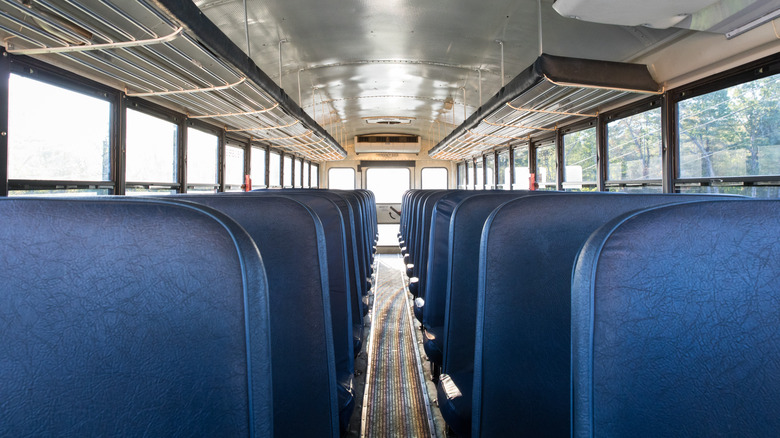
[421,166,449,189]
[669,54,780,194]
[561,120,599,192]
[603,97,664,193]
[328,166,356,190]
[6,57,119,195]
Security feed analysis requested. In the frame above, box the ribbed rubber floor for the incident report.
[362,254,434,437]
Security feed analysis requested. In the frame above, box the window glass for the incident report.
[283,155,293,187]
[466,161,475,189]
[126,109,178,183]
[607,107,662,181]
[329,167,355,189]
[497,150,510,189]
[187,127,218,185]
[303,162,310,188]
[294,158,303,188]
[225,144,245,191]
[125,187,177,196]
[678,73,780,178]
[421,167,448,189]
[475,158,484,188]
[10,188,110,196]
[606,185,663,194]
[678,185,780,198]
[536,143,557,190]
[311,164,319,188]
[457,162,467,188]
[366,168,410,203]
[251,146,267,189]
[563,128,597,191]
[269,151,281,187]
[485,154,496,189]
[9,74,111,181]
[513,145,530,190]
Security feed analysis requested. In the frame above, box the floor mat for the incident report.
[362,254,434,437]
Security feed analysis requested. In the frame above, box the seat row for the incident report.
[400,189,780,437]
[0,189,377,437]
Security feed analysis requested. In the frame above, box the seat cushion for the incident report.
[437,371,474,437]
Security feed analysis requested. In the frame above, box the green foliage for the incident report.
[679,74,780,178]
[607,108,662,181]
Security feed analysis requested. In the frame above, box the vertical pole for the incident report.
[243,0,251,58]
[495,40,504,87]
[244,136,252,191]
[509,145,515,190]
[597,114,607,192]
[218,129,226,193]
[278,39,287,88]
[264,146,270,188]
[180,120,188,193]
[662,93,675,193]
[0,51,10,197]
[462,86,467,122]
[477,68,482,106]
[556,130,564,191]
[115,94,127,195]
[298,68,303,105]
[538,0,544,56]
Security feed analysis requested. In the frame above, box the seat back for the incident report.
[167,195,339,438]
[571,200,780,437]
[0,198,273,437]
[421,191,498,328]
[473,193,736,437]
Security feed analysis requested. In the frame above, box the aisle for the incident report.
[361,254,435,437]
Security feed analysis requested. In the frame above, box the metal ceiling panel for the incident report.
[194,0,681,157]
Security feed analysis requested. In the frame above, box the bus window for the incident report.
[224,144,245,192]
[497,150,510,190]
[367,168,410,203]
[421,167,448,189]
[563,127,597,191]
[485,154,496,189]
[466,161,475,189]
[329,167,355,189]
[269,151,281,187]
[513,145,530,190]
[303,161,310,188]
[251,146,267,189]
[283,155,293,188]
[679,74,780,180]
[9,73,111,183]
[536,142,557,191]
[475,157,484,189]
[294,158,303,188]
[367,167,410,246]
[457,162,467,189]
[186,127,219,193]
[125,108,178,195]
[311,164,319,188]
[607,106,662,192]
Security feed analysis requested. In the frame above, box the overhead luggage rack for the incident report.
[0,0,347,161]
[428,54,662,160]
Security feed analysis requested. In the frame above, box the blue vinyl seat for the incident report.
[571,200,780,438]
[433,191,537,435]
[166,195,341,437]
[471,193,735,438]
[0,198,273,437]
